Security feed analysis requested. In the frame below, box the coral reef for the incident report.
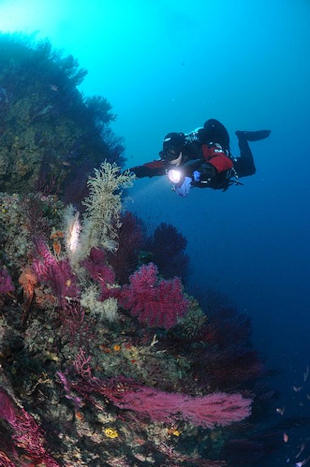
[0,37,278,464]
[0,176,273,466]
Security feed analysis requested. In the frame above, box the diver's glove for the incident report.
[174,176,192,197]
[192,170,201,182]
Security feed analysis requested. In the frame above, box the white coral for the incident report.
[71,162,134,266]
[80,285,119,322]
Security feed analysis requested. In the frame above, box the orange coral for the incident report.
[99,344,112,353]
[19,267,37,303]
[50,230,64,239]
[75,411,84,421]
[18,267,38,323]
[51,231,64,257]
[52,240,61,257]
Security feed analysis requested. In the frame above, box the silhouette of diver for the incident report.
[129,119,270,196]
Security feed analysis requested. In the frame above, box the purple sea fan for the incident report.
[0,388,59,466]
[0,266,15,294]
[119,263,189,329]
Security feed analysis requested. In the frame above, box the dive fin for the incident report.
[235,130,271,141]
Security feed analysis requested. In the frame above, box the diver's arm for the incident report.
[129,160,167,178]
[182,158,218,180]
[183,155,233,184]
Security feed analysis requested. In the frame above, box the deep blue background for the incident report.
[1,0,310,462]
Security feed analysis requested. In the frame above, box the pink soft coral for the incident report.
[119,263,189,329]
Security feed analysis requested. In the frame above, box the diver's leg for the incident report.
[234,130,270,177]
[236,130,271,142]
[235,131,256,176]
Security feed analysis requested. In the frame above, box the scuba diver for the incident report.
[129,119,271,196]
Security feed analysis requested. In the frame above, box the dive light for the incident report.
[167,168,183,184]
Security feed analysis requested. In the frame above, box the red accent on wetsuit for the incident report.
[202,144,233,173]
[142,160,166,169]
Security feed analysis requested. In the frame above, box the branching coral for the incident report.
[0,188,272,466]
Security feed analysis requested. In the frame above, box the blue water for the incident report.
[1,0,310,464]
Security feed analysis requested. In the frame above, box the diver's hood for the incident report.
[161,132,186,161]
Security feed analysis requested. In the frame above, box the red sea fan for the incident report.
[144,222,189,281]
[180,391,252,428]
[67,358,252,429]
[103,384,252,429]
[119,263,189,329]
[197,347,264,390]
[0,389,16,424]
[106,211,145,284]
[0,450,16,467]
[192,306,264,390]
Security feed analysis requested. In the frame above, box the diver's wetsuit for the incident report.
[196,120,270,179]
[234,134,256,176]
[130,120,270,190]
